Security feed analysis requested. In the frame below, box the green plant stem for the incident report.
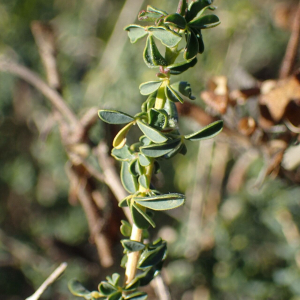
[125,224,143,284]
[155,82,167,109]
[125,163,154,284]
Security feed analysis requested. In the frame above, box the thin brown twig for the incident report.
[95,142,132,222]
[25,262,67,300]
[0,58,81,131]
[279,1,300,79]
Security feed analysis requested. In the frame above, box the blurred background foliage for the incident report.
[0,0,299,299]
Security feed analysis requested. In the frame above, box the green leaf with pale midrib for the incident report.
[140,138,181,158]
[125,25,147,43]
[184,120,223,141]
[134,193,185,210]
[98,109,134,124]
[189,14,220,29]
[137,120,168,143]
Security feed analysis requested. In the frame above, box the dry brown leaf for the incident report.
[238,117,256,136]
[201,76,229,114]
[260,74,300,121]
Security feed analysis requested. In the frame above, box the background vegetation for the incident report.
[1,0,299,299]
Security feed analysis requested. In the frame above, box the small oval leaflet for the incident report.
[168,57,198,75]
[186,0,213,22]
[121,239,146,252]
[131,202,152,229]
[120,220,132,237]
[184,120,223,141]
[69,279,100,298]
[111,145,133,161]
[165,84,184,103]
[133,202,156,228]
[134,193,185,211]
[98,281,118,296]
[125,24,148,43]
[148,26,182,48]
[141,138,182,158]
[98,109,134,124]
[164,13,187,29]
[137,120,168,143]
[143,35,167,68]
[184,30,199,60]
[139,81,162,95]
[121,161,138,193]
[107,291,122,300]
[189,14,220,29]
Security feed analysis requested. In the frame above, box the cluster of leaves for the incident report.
[70,0,222,299]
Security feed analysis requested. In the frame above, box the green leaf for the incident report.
[108,291,122,300]
[106,273,120,287]
[148,27,182,48]
[125,25,147,43]
[133,203,156,228]
[136,267,156,286]
[139,135,151,146]
[134,193,185,211]
[147,5,168,16]
[176,0,188,16]
[138,11,162,22]
[138,153,151,167]
[69,279,101,299]
[120,220,132,237]
[184,30,199,60]
[137,120,168,143]
[168,57,197,75]
[139,81,162,95]
[184,120,223,141]
[139,243,167,269]
[193,28,205,53]
[129,159,143,177]
[139,174,150,189]
[124,276,140,291]
[121,254,128,268]
[149,108,168,129]
[98,282,117,296]
[125,291,148,300]
[165,84,184,103]
[186,0,213,22]
[164,13,187,29]
[141,138,181,158]
[111,145,133,161]
[98,110,134,124]
[146,92,157,110]
[164,99,179,126]
[121,161,138,193]
[163,140,183,159]
[113,122,134,149]
[171,81,194,100]
[121,239,146,252]
[143,35,167,68]
[189,14,220,29]
[119,195,130,208]
[131,202,150,229]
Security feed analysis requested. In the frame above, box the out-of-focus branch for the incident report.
[0,58,81,132]
[85,0,145,101]
[25,262,67,300]
[95,142,132,223]
[31,21,61,92]
[279,2,300,79]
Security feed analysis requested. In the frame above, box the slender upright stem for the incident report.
[125,163,154,284]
